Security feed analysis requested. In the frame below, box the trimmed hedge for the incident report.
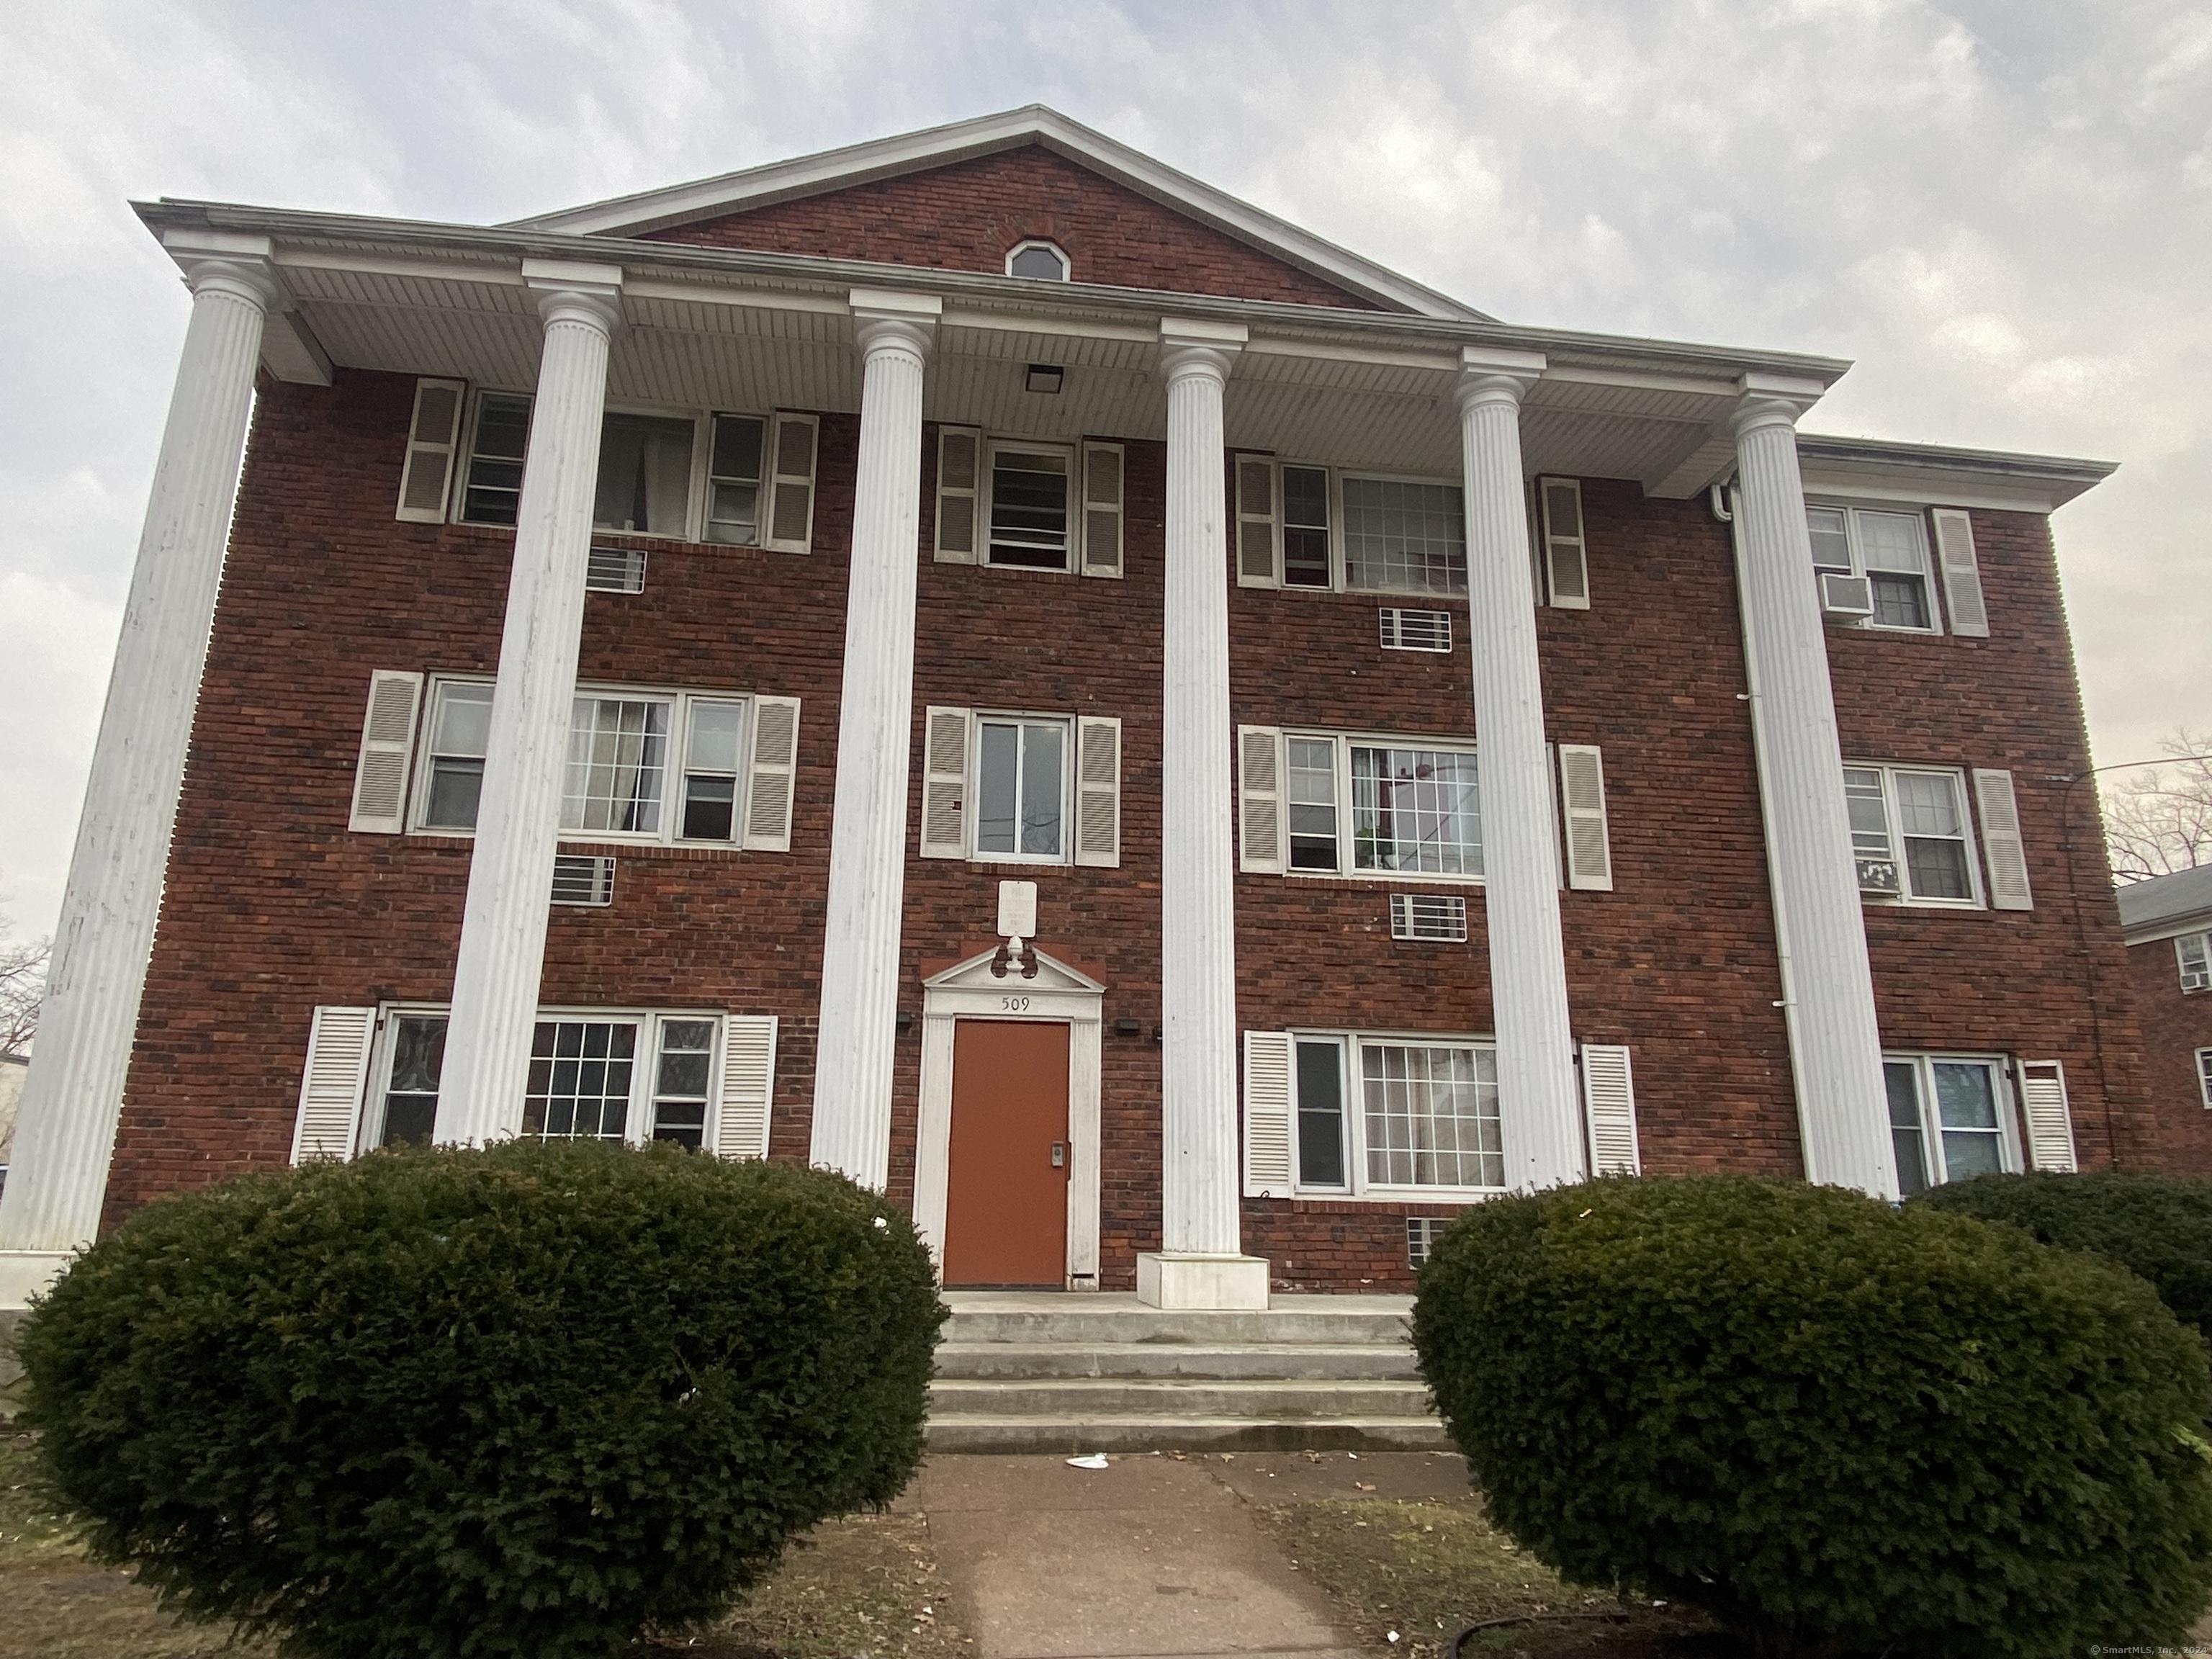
[1411,1176,2212,1657]
[16,1141,945,1659]
[1916,1169,2212,1337]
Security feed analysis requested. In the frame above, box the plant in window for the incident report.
[14,1141,946,1659]
[1413,1176,2212,1655]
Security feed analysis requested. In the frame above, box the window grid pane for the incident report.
[1884,1061,1929,1198]
[1844,768,1892,859]
[462,394,531,525]
[707,415,764,545]
[652,1019,715,1149]
[593,413,694,536]
[1894,772,1972,900]
[1933,1061,2003,1181]
[1287,736,1339,871]
[2180,933,2211,992]
[563,697,670,835]
[1295,1039,1348,1190]
[1341,478,1467,594]
[1351,746,1482,875]
[1361,1043,1502,1189]
[523,1020,637,1141]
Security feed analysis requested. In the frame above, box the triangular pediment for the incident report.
[924,945,1106,996]
[505,107,1486,321]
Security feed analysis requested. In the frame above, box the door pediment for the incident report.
[924,945,1105,996]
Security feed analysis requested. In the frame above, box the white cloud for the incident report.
[0,0,2206,935]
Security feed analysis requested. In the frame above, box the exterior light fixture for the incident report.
[1025,363,1064,395]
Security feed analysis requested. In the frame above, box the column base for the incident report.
[0,1251,72,1312]
[1136,1252,1270,1310]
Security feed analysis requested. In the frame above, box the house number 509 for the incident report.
[1001,997,1030,1012]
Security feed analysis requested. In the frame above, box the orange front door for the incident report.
[943,1020,1071,1288]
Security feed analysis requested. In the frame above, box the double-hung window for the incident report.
[1843,765,1979,904]
[2177,930,2211,992]
[1277,734,1483,879]
[1884,1054,2016,1195]
[986,444,1074,570]
[363,1008,726,1151]
[413,680,759,848]
[1808,505,1939,631]
[445,390,817,549]
[2198,1048,2212,1109]
[1236,461,1467,595]
[1288,1033,1504,1195]
[974,716,1069,861]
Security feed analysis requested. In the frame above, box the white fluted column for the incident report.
[1730,377,1896,1197]
[1140,317,1268,1311]
[0,235,276,1294]
[435,262,622,1146]
[1457,350,1585,1190]
[811,289,940,1189]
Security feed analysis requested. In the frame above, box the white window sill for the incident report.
[1284,868,1486,887]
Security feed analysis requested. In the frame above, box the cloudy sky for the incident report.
[0,0,2206,940]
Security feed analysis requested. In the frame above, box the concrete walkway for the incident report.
[899,1450,1469,1659]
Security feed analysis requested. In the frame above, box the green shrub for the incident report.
[16,1140,945,1659]
[1411,1175,2212,1658]
[1916,1169,2212,1337]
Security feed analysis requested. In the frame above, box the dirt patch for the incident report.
[1249,1492,1736,1659]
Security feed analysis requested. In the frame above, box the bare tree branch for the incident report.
[2103,727,2212,883]
[0,932,48,1055]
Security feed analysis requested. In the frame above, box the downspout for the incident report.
[1714,481,1815,1168]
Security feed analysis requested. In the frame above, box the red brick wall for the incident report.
[643,145,1386,311]
[107,367,2161,1291]
[1823,508,2157,1172]
[2124,933,2212,1175]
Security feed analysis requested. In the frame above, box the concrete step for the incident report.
[934,1340,1421,1382]
[923,1413,1457,1455]
[930,1375,1431,1420]
[941,1291,1413,1348]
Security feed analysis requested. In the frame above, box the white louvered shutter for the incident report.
[1580,1044,1639,1176]
[740,696,801,852]
[1074,715,1122,868]
[713,1014,778,1160]
[1972,768,2033,910]
[1243,1030,1295,1196]
[1081,442,1125,577]
[2018,1060,2077,1172]
[763,413,819,552]
[291,1007,375,1163]
[1558,745,1614,891]
[1238,726,1285,873]
[920,706,972,858]
[396,379,467,523]
[935,427,981,563]
[1930,508,1990,638]
[348,670,424,834]
[1236,457,1279,588]
[1541,478,1591,610]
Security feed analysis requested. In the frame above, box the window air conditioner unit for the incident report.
[1856,858,1902,897]
[1819,571,1874,621]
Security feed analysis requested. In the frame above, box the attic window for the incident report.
[1007,240,1070,282]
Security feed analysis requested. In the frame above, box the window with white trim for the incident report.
[1280,733,1483,879]
[975,716,1069,862]
[1843,764,1981,905]
[451,392,815,549]
[410,679,770,848]
[1807,505,1938,632]
[1290,1033,1503,1195]
[2198,1048,2212,1108]
[2177,930,2211,992]
[986,442,1074,570]
[1235,459,1466,595]
[1884,1054,2018,1196]
[1006,240,1070,281]
[361,1008,726,1151]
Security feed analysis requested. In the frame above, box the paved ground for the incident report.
[901,1450,1470,1659]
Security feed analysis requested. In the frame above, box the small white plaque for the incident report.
[997,879,1038,940]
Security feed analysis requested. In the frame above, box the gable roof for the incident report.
[505,105,1490,323]
[2117,865,2212,938]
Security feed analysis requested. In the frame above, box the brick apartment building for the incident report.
[0,108,2154,1308]
[2120,867,2212,1176]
